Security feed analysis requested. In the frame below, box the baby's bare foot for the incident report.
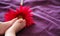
[0,18,17,35]
[5,18,26,36]
[13,18,26,32]
[5,18,26,33]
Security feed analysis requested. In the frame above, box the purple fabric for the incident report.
[0,0,60,36]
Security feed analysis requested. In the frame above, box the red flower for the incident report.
[5,6,34,27]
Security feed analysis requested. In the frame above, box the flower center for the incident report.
[17,16,23,19]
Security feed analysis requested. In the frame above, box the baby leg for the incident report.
[5,18,26,36]
[0,18,17,35]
